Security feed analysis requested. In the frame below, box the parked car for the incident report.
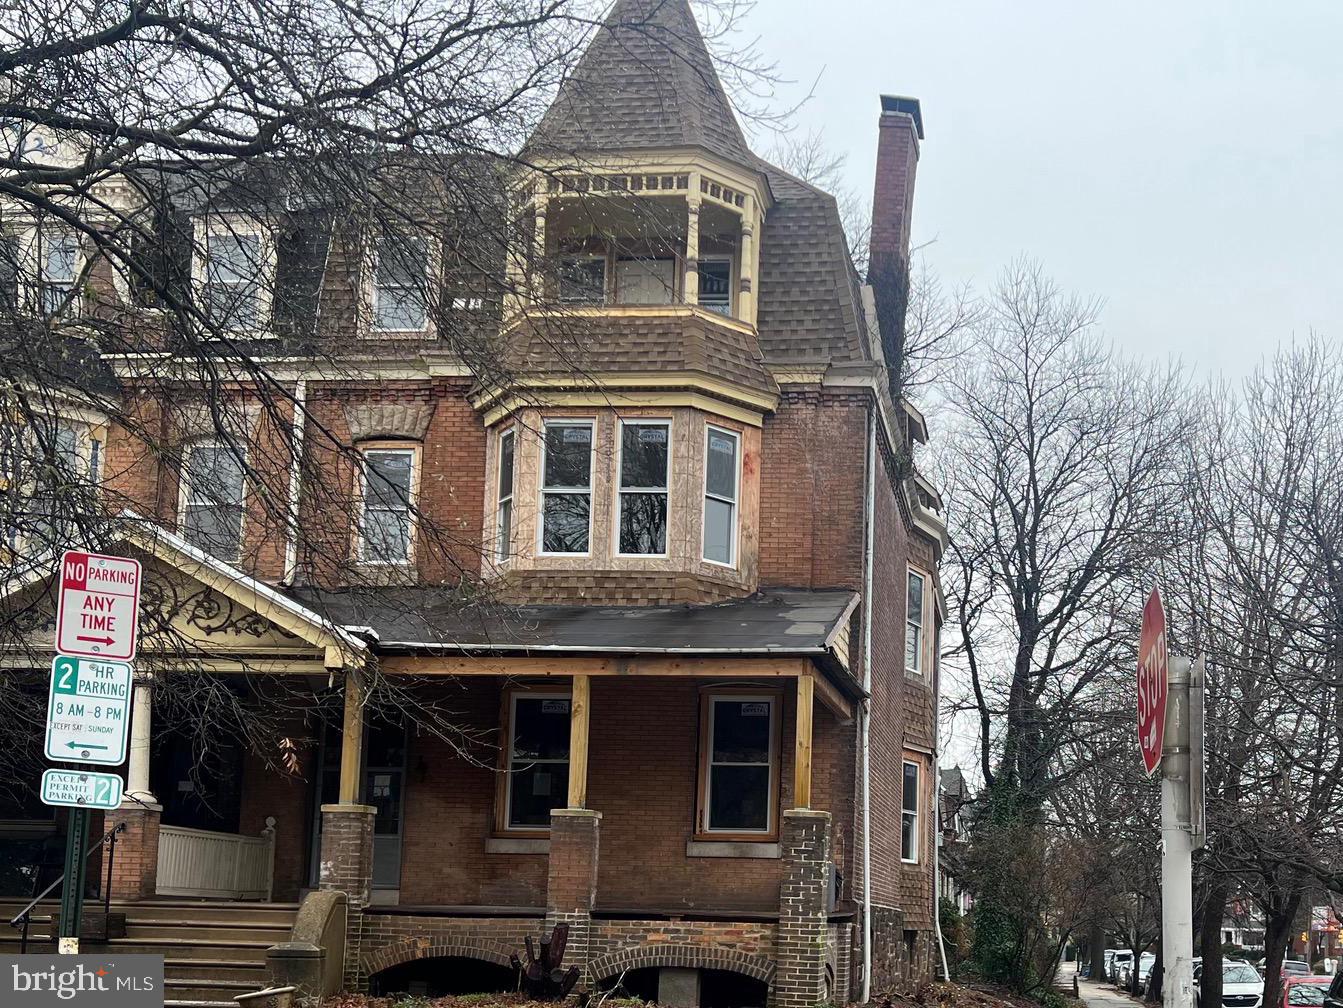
[1113,950,1134,984]
[1195,961,1265,1008]
[1282,977,1333,1008]
[1323,972,1343,1008]
[1283,962,1313,979]
[1138,953,1157,987]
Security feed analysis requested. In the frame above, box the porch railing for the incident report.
[155,817,277,901]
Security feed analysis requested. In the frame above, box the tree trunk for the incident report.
[1199,880,1229,1008]
[1089,921,1106,980]
[1264,897,1303,1008]
[1149,941,1164,1002]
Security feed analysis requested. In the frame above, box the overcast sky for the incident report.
[737,0,1343,381]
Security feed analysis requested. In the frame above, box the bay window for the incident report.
[373,234,429,332]
[358,445,418,564]
[907,569,926,675]
[495,428,516,562]
[617,420,669,556]
[503,692,570,831]
[698,693,779,837]
[703,426,739,566]
[902,759,921,863]
[180,439,246,562]
[540,422,593,554]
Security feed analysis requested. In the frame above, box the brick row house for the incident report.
[0,1,946,1004]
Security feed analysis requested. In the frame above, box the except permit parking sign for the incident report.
[40,769,124,811]
[45,656,132,765]
[55,551,142,661]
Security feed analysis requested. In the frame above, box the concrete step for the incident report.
[165,976,267,1003]
[107,937,277,958]
[124,921,293,943]
[116,900,298,924]
[164,1001,245,1008]
[164,960,271,983]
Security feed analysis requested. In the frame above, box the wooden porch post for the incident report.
[338,669,365,805]
[794,674,814,809]
[568,674,590,809]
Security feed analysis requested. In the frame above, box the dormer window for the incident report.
[179,438,246,562]
[373,235,429,332]
[200,228,268,332]
[558,256,606,305]
[39,230,79,317]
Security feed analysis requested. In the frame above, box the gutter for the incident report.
[860,408,876,1002]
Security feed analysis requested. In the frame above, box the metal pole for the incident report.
[1162,656,1194,1008]
[57,808,89,953]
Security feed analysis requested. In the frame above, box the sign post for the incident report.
[46,550,143,954]
[1138,586,1200,1008]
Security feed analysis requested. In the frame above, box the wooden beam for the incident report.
[810,671,855,723]
[568,674,590,809]
[338,669,365,805]
[376,654,808,679]
[794,674,814,809]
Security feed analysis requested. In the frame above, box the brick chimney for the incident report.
[868,94,924,277]
[868,95,924,392]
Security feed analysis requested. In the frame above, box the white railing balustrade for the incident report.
[156,817,277,901]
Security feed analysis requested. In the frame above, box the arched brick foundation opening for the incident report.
[363,938,519,993]
[589,943,776,986]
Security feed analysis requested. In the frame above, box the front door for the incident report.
[310,718,407,892]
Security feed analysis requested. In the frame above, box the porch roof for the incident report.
[289,586,859,681]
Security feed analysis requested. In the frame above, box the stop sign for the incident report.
[1137,586,1168,776]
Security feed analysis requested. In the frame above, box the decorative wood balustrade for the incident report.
[156,817,277,901]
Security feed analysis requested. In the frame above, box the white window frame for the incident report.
[697,256,734,316]
[902,759,921,864]
[538,419,594,557]
[192,217,275,337]
[557,254,608,305]
[495,427,516,563]
[702,425,741,568]
[177,437,248,562]
[502,690,571,834]
[907,568,927,677]
[37,228,81,318]
[371,231,433,335]
[614,417,672,558]
[698,692,780,839]
[356,443,420,566]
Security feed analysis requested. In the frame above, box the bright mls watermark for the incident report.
[0,956,162,1006]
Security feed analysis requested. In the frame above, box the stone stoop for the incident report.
[0,897,298,1008]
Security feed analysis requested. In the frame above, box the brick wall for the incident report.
[106,804,160,901]
[774,810,832,1008]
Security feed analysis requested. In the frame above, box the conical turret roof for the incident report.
[527,0,755,167]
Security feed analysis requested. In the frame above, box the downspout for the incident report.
[933,664,951,980]
[281,379,306,585]
[860,409,876,1003]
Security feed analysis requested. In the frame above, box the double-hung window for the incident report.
[358,445,417,564]
[39,231,79,317]
[698,260,732,314]
[504,692,570,831]
[902,760,921,863]
[373,234,429,332]
[907,570,926,675]
[617,420,669,555]
[202,231,265,331]
[495,429,515,562]
[540,422,593,554]
[615,257,675,305]
[558,256,606,304]
[180,439,246,562]
[698,694,778,837]
[703,426,739,566]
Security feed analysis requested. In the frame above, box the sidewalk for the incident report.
[1076,978,1143,1008]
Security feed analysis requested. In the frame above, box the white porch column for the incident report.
[126,676,155,803]
[684,197,702,305]
[739,195,756,322]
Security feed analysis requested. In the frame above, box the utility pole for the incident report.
[1162,655,1194,1008]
